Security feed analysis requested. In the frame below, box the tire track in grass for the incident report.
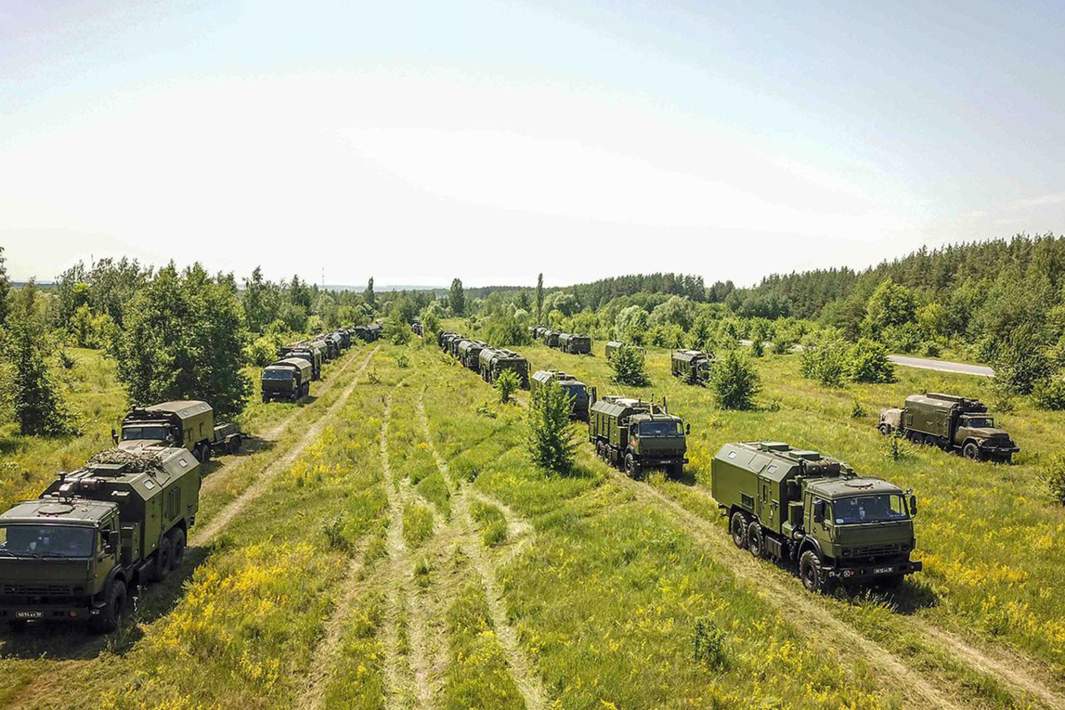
[417,397,547,710]
[379,391,436,709]
[297,538,371,710]
[192,346,379,547]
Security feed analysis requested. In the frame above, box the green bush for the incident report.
[610,344,650,387]
[750,339,764,357]
[800,339,848,387]
[246,333,281,366]
[692,617,728,670]
[847,338,895,383]
[1042,455,1065,505]
[494,369,520,404]
[709,348,760,410]
[526,382,576,474]
[1033,374,1065,410]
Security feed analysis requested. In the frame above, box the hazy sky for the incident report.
[3,0,1064,287]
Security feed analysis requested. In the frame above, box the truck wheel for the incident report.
[227,435,242,454]
[168,529,186,570]
[624,453,640,478]
[669,462,684,478]
[747,523,765,558]
[877,574,904,590]
[729,512,748,549]
[91,579,127,633]
[799,551,827,594]
[906,430,921,444]
[200,443,211,463]
[262,394,269,403]
[877,423,890,436]
[150,536,173,583]
[962,442,981,460]
[923,434,937,447]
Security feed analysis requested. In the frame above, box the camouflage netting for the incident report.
[88,448,165,473]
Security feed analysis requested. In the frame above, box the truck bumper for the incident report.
[0,601,102,623]
[831,560,922,581]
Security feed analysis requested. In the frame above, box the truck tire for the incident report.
[91,579,126,633]
[262,394,269,403]
[877,423,890,436]
[669,462,684,478]
[169,528,186,570]
[730,512,748,549]
[624,453,641,478]
[747,522,765,558]
[962,442,981,460]
[227,435,242,455]
[799,550,829,594]
[150,536,173,583]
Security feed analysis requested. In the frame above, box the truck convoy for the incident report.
[558,333,592,355]
[458,340,487,371]
[711,441,921,592]
[117,401,241,463]
[261,357,314,403]
[878,393,1019,462]
[0,447,201,632]
[671,349,713,385]
[542,330,561,348]
[588,393,689,477]
[531,370,590,420]
[279,344,322,381]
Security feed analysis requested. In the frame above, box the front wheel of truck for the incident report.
[91,579,127,633]
[730,512,748,549]
[962,442,981,460]
[169,528,186,570]
[799,551,829,594]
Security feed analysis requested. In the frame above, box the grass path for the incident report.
[417,397,547,710]
[192,345,379,546]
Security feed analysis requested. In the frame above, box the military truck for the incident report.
[261,357,313,403]
[353,324,382,343]
[531,370,590,420]
[334,330,352,349]
[712,442,922,592]
[0,447,201,632]
[279,344,322,381]
[530,326,546,340]
[315,335,339,360]
[878,393,1019,462]
[588,392,688,477]
[605,341,642,360]
[542,330,560,348]
[448,335,465,358]
[411,320,423,337]
[458,339,487,371]
[671,349,713,385]
[479,348,530,387]
[558,333,592,355]
[117,401,241,462]
[440,333,460,355]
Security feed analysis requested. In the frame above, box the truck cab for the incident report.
[589,395,689,477]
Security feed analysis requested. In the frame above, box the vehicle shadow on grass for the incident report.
[0,546,212,660]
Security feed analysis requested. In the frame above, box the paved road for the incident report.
[739,339,994,377]
[886,354,994,378]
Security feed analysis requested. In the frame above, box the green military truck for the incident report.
[478,347,530,388]
[117,401,241,462]
[588,393,688,477]
[671,349,712,385]
[542,330,561,348]
[605,341,643,360]
[261,357,313,403]
[0,447,201,632]
[712,442,922,593]
[458,339,487,371]
[279,344,322,380]
[558,333,592,355]
[531,370,590,420]
[439,332,459,352]
[878,393,1019,462]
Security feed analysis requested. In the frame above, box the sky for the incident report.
[2,0,1064,288]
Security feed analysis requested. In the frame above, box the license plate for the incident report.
[873,566,894,575]
[15,610,42,619]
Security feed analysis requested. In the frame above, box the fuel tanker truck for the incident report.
[0,447,201,632]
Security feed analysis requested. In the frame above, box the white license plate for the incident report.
[873,566,894,575]
[15,610,43,619]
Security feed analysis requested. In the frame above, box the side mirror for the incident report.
[909,495,918,517]
[111,427,119,446]
[812,500,826,524]
[685,423,691,435]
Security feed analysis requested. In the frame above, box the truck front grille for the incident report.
[843,544,901,557]
[2,583,82,596]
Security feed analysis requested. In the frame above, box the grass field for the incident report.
[0,335,1063,707]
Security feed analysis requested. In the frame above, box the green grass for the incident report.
[470,499,508,547]
[403,501,435,549]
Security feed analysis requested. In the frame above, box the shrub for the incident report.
[396,352,410,369]
[322,516,351,551]
[246,333,281,367]
[526,382,576,474]
[692,617,728,670]
[750,339,764,357]
[851,400,865,418]
[709,348,760,410]
[610,344,650,387]
[801,339,848,387]
[847,338,895,383]
[494,369,520,404]
[1033,374,1065,410]
[1042,454,1065,505]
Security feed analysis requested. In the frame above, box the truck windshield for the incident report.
[962,416,994,427]
[262,369,293,380]
[561,383,586,398]
[122,425,170,441]
[0,525,95,558]
[832,495,909,524]
[637,421,682,437]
